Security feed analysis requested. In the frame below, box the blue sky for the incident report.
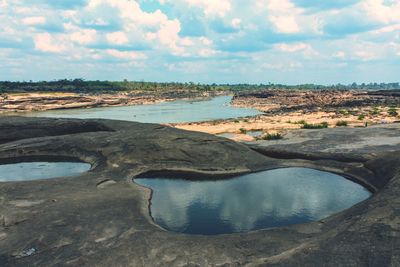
[0,0,399,84]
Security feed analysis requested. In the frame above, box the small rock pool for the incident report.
[0,162,91,182]
[135,167,371,235]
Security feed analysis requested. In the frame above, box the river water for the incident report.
[27,96,261,123]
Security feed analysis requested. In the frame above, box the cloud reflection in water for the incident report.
[135,168,371,235]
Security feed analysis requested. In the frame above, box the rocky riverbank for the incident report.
[232,89,400,113]
[0,90,225,113]
[174,89,400,141]
[2,89,399,143]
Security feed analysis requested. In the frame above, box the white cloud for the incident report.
[269,15,300,33]
[21,16,46,26]
[362,0,400,24]
[180,37,195,46]
[199,48,218,57]
[274,42,318,58]
[61,10,78,20]
[87,0,169,27]
[153,0,232,19]
[165,61,207,73]
[266,0,299,12]
[372,23,400,34]
[275,43,310,52]
[106,49,146,60]
[14,7,33,14]
[63,23,97,45]
[334,51,346,59]
[231,18,241,29]
[200,37,213,46]
[261,61,302,70]
[86,0,102,9]
[70,29,97,45]
[256,0,304,34]
[106,31,129,45]
[1,0,400,83]
[0,0,8,8]
[332,38,399,62]
[153,19,186,55]
[357,41,400,61]
[354,50,378,61]
[1,25,18,36]
[34,33,67,53]
[185,0,231,17]
[84,0,194,55]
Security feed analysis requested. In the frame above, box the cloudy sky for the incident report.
[0,0,399,84]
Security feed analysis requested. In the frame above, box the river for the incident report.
[27,95,261,123]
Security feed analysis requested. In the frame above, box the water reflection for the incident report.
[247,130,263,138]
[0,162,91,182]
[28,96,261,123]
[135,168,371,235]
[216,133,236,139]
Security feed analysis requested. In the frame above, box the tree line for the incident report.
[0,79,399,93]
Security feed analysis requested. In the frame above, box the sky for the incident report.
[0,0,399,84]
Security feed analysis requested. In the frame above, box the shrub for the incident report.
[239,128,247,134]
[295,120,306,125]
[358,114,365,120]
[349,110,359,116]
[233,119,240,123]
[370,107,380,115]
[263,133,283,140]
[336,120,348,127]
[302,122,329,129]
[388,108,398,117]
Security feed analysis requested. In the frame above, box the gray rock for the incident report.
[0,117,399,266]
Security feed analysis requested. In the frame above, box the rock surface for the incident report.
[0,117,399,266]
[232,89,400,113]
[0,91,224,113]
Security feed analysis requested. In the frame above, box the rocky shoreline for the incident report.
[175,89,400,141]
[0,90,226,113]
[1,89,399,143]
[232,89,400,113]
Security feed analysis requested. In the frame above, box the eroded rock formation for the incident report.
[0,117,399,266]
[232,89,400,113]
